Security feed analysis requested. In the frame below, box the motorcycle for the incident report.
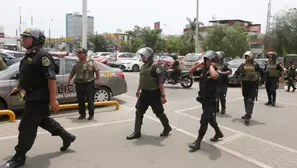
[161,64,194,88]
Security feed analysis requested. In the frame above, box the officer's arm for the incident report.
[67,63,77,84]
[234,64,244,76]
[93,60,100,81]
[38,54,57,101]
[221,64,232,75]
[277,64,284,79]
[189,61,203,74]
[209,65,219,80]
[151,64,166,96]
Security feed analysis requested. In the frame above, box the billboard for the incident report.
[154,22,160,29]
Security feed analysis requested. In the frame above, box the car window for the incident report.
[65,59,76,74]
[184,54,201,61]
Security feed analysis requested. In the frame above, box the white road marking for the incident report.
[175,111,297,154]
[0,118,134,141]
[144,114,273,168]
[258,98,297,107]
[218,134,242,145]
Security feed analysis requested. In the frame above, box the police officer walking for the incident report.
[188,51,224,151]
[126,47,172,140]
[234,51,263,124]
[67,48,100,120]
[215,51,232,114]
[1,28,76,168]
[285,61,296,92]
[264,52,284,106]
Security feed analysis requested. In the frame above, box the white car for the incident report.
[118,56,143,72]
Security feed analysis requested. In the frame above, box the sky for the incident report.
[0,0,296,38]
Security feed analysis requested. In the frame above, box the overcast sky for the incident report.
[0,0,296,38]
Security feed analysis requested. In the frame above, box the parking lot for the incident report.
[1,72,297,168]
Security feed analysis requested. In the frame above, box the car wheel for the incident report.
[132,65,139,72]
[94,87,111,102]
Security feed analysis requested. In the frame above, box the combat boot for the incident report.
[126,115,142,140]
[265,93,272,105]
[0,153,25,168]
[210,128,224,142]
[158,114,172,137]
[59,131,76,152]
[189,138,202,151]
[221,104,226,114]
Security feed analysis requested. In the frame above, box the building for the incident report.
[0,26,20,51]
[65,12,94,37]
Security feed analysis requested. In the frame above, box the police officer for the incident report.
[234,51,263,124]
[0,56,7,70]
[126,47,172,140]
[215,51,232,114]
[0,28,76,168]
[188,51,224,151]
[285,61,296,92]
[67,48,100,120]
[264,52,284,106]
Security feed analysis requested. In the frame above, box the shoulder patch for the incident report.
[42,56,50,66]
[156,66,162,74]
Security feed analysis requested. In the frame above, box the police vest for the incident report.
[266,63,279,77]
[74,60,96,83]
[0,57,7,70]
[242,63,258,81]
[139,63,159,90]
[199,69,217,99]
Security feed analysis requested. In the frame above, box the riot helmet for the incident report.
[203,50,218,62]
[20,27,46,48]
[136,47,154,62]
[215,51,225,64]
[243,51,255,60]
[266,52,277,60]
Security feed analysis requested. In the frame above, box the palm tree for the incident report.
[185,17,204,42]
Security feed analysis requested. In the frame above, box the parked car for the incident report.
[0,52,22,66]
[0,56,127,110]
[107,53,136,68]
[0,49,25,58]
[118,55,143,72]
[182,53,203,70]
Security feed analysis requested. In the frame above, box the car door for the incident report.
[62,58,78,103]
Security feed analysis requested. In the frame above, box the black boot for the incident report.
[242,99,248,119]
[189,138,202,151]
[59,131,76,152]
[245,99,254,125]
[271,91,276,106]
[0,154,25,168]
[126,114,142,140]
[210,128,224,141]
[265,92,272,105]
[221,102,226,114]
[159,114,172,137]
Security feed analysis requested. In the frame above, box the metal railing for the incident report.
[59,101,120,110]
[0,110,16,122]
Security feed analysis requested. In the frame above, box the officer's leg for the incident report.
[86,81,95,119]
[126,92,149,140]
[216,89,220,112]
[220,88,227,114]
[75,83,86,119]
[207,99,224,141]
[241,83,249,119]
[271,80,278,106]
[4,102,43,168]
[265,81,272,105]
[245,83,257,123]
[287,79,292,92]
[151,92,172,136]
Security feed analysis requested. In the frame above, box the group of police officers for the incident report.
[0,26,294,167]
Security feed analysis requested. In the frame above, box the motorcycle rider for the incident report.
[188,50,224,151]
[286,61,296,92]
[215,51,232,114]
[234,51,263,124]
[169,53,181,82]
[264,52,284,106]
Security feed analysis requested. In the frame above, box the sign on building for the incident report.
[154,22,160,29]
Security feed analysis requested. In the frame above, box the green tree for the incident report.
[163,35,195,55]
[201,23,249,58]
[185,17,204,43]
[88,34,109,52]
[264,8,297,55]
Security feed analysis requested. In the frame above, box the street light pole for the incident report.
[18,7,22,51]
[195,0,199,53]
[49,19,53,48]
[82,0,88,50]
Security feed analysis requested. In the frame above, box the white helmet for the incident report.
[243,51,254,60]
[136,47,154,59]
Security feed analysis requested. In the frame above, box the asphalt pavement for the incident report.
[0,72,297,168]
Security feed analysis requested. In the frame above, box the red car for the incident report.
[93,56,108,64]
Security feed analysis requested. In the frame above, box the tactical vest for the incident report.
[266,63,279,77]
[242,63,258,81]
[0,57,7,70]
[288,66,295,76]
[74,60,95,83]
[139,63,159,90]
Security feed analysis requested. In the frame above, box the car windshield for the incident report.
[184,53,202,61]
[0,62,19,78]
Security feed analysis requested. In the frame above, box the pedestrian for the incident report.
[285,61,296,92]
[188,50,224,151]
[215,51,232,114]
[234,51,263,124]
[1,28,76,168]
[126,47,172,140]
[67,48,100,120]
[264,52,284,106]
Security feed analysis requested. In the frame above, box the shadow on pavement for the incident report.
[188,142,222,160]
[231,118,266,126]
[65,116,98,124]
[2,150,75,168]
[164,85,195,90]
[132,134,170,147]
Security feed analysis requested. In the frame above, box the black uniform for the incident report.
[169,60,181,81]
[235,61,262,122]
[1,47,76,168]
[216,63,232,114]
[264,62,283,106]
[286,65,296,92]
[126,61,172,140]
[189,65,224,151]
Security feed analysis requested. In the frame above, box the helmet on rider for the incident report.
[136,47,154,63]
[266,52,277,61]
[171,53,178,60]
[243,51,255,60]
[20,27,46,49]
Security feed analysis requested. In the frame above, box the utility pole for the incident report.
[81,0,88,50]
[18,7,22,51]
[49,19,53,48]
[195,0,199,53]
[266,0,272,33]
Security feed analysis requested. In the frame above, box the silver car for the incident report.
[0,56,127,110]
[182,53,203,70]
